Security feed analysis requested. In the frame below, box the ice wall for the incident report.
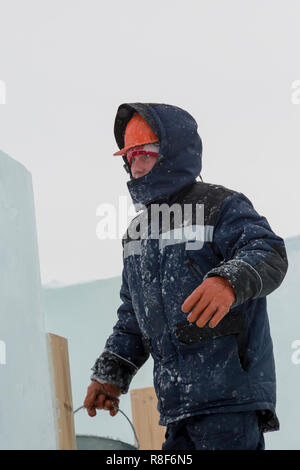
[43,277,154,446]
[264,235,300,450]
[0,150,57,450]
[43,235,300,450]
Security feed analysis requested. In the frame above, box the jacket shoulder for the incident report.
[182,181,239,201]
[180,182,240,224]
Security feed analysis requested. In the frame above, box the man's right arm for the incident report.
[89,259,150,395]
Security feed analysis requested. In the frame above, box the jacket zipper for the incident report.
[184,257,204,281]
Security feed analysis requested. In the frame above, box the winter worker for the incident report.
[83,103,288,450]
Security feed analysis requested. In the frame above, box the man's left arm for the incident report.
[204,192,288,306]
[182,191,288,326]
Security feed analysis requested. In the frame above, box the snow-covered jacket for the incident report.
[91,103,288,432]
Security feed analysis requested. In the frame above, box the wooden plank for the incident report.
[47,333,77,450]
[130,387,166,450]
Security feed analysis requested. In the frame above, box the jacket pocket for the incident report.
[181,256,249,372]
[177,335,252,404]
[174,309,249,373]
[184,256,204,281]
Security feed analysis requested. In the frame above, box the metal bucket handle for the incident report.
[73,404,140,450]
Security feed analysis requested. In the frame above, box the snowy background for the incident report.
[0,0,299,286]
[1,0,300,450]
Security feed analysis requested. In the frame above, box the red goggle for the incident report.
[126,145,159,166]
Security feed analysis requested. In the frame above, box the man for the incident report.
[84,103,288,450]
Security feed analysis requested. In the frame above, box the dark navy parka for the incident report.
[91,103,288,432]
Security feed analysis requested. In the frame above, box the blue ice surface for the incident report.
[0,149,58,450]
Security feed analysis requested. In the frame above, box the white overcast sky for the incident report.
[0,0,299,286]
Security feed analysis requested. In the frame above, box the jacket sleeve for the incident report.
[203,191,288,308]
[90,258,150,394]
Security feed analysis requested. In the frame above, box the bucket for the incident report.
[73,405,139,450]
[76,434,136,450]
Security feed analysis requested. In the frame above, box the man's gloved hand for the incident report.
[83,380,122,417]
[181,276,236,328]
